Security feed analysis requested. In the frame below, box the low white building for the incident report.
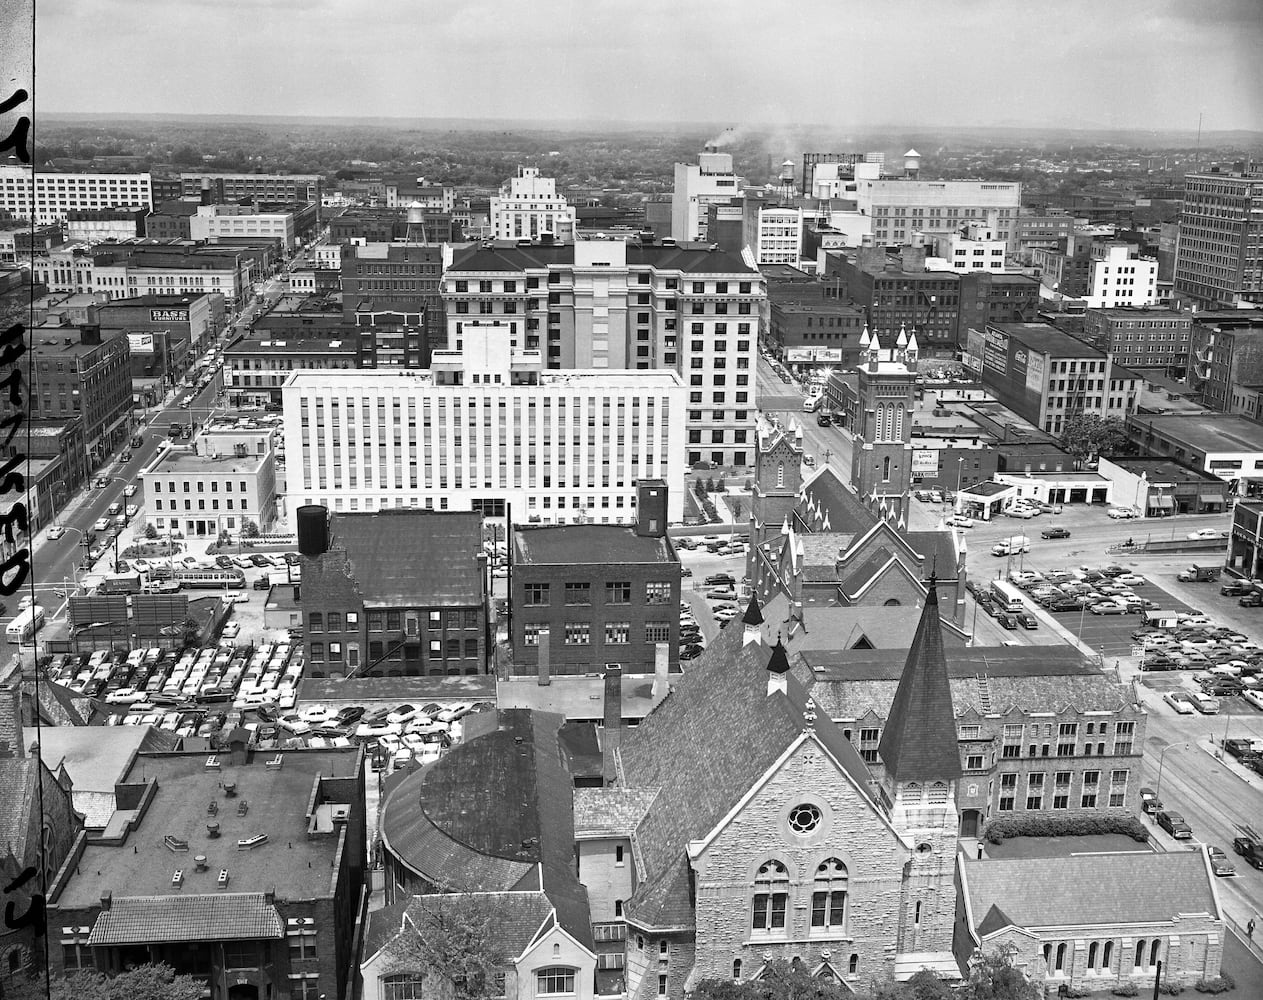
[1085,242,1160,309]
[141,426,277,538]
[490,166,576,242]
[312,244,342,269]
[190,204,298,250]
[935,222,1008,272]
[283,325,686,523]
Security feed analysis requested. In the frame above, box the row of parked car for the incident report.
[680,603,707,660]
[1012,564,1157,616]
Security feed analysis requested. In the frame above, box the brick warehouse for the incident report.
[44,742,367,1000]
[510,481,681,678]
[298,507,489,679]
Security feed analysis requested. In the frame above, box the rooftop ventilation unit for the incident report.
[237,833,269,851]
[194,855,209,872]
[217,869,230,890]
[331,805,350,824]
[171,870,184,887]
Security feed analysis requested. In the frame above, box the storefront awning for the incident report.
[1199,493,1224,504]
[1152,495,1174,509]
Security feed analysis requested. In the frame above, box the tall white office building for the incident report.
[671,148,741,241]
[490,166,576,242]
[0,165,153,225]
[283,326,686,523]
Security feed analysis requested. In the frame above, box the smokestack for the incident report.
[201,179,212,206]
[536,628,551,686]
[651,643,670,699]
[602,664,623,786]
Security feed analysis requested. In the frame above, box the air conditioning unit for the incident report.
[330,805,350,824]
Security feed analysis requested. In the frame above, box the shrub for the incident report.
[983,813,1149,844]
[1111,985,1140,998]
[1193,975,1235,994]
[1159,982,1185,996]
[1063,988,1092,999]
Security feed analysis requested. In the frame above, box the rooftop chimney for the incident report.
[602,664,623,786]
[651,643,670,699]
[635,480,668,537]
[536,628,551,686]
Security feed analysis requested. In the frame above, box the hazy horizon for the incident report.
[36,0,1263,133]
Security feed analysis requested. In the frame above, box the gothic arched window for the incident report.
[810,858,848,931]
[751,860,790,932]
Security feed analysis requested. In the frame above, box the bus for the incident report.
[6,606,45,644]
[988,579,1026,614]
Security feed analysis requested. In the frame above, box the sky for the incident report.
[34,0,1263,132]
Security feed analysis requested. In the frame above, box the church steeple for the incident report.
[877,579,961,783]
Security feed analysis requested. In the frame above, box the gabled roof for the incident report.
[0,759,38,860]
[618,602,878,929]
[876,581,962,783]
[795,467,877,536]
[573,788,659,840]
[961,852,1219,929]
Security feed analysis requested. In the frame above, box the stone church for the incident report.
[575,584,965,996]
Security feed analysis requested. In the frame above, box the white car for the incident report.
[224,592,249,605]
[1163,692,1195,714]
[946,516,974,528]
[123,484,138,497]
[1187,528,1224,540]
[300,705,334,725]
[105,687,149,705]
[46,525,65,540]
[1107,507,1138,519]
[1115,573,1145,585]
[221,622,241,639]
[436,703,470,724]
[388,704,426,725]
[277,688,297,710]
[277,714,311,735]
[1244,689,1263,711]
[94,517,111,533]
[125,504,139,519]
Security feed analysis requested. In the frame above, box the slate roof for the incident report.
[366,893,557,966]
[0,759,37,860]
[515,525,677,565]
[840,549,897,596]
[573,787,659,839]
[795,466,877,536]
[449,241,759,275]
[87,893,284,945]
[317,510,484,607]
[962,852,1219,929]
[618,599,878,930]
[876,582,963,782]
[760,594,971,650]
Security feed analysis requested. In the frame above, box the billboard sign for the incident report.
[127,332,155,354]
[785,348,844,363]
[911,449,939,475]
[983,327,1009,375]
[1025,352,1045,394]
[150,308,189,323]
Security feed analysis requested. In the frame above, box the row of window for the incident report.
[523,581,672,606]
[154,498,249,512]
[309,610,478,633]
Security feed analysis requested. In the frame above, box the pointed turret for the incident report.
[766,636,791,697]
[896,324,908,348]
[742,593,764,647]
[858,325,871,350]
[876,578,962,783]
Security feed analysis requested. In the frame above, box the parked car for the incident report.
[1207,845,1237,877]
[706,587,738,601]
[1187,527,1225,540]
[994,613,1017,630]
[123,483,138,497]
[1163,691,1195,714]
[1138,786,1162,815]
[1040,527,1071,539]
[1107,507,1138,519]
[277,714,311,735]
[703,573,736,587]
[1220,581,1254,597]
[1015,612,1039,630]
[1155,810,1193,839]
[1089,601,1127,615]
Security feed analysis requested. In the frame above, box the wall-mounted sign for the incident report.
[150,308,189,323]
[127,333,154,354]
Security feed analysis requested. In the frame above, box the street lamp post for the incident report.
[1154,741,1191,800]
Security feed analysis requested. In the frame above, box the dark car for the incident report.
[680,645,705,660]
[1138,787,1162,815]
[250,554,272,568]
[994,613,1017,630]
[703,573,736,587]
[335,706,366,727]
[816,413,832,427]
[1207,845,1237,877]
[216,555,235,569]
[1015,612,1039,630]
[283,552,301,566]
[1139,653,1177,671]
[1046,599,1081,613]
[1156,810,1193,839]
[1241,593,1263,607]
[1201,678,1244,696]
[256,705,278,723]
[1232,836,1263,869]
[252,577,272,591]
[1220,581,1254,597]
[1040,527,1071,539]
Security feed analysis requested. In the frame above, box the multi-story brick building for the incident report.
[796,644,1145,838]
[443,236,765,469]
[44,743,366,1000]
[821,245,961,357]
[1187,311,1263,412]
[178,172,323,208]
[963,322,1140,435]
[1032,233,1094,302]
[767,296,867,372]
[22,325,132,463]
[224,333,358,407]
[954,271,1040,349]
[340,241,444,361]
[64,206,148,242]
[1010,209,1075,257]
[853,175,1022,245]
[96,290,225,358]
[298,507,488,678]
[144,200,198,240]
[1081,306,1192,378]
[511,484,680,678]
[1174,166,1263,310]
[283,329,685,522]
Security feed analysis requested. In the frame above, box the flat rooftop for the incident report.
[57,748,361,909]
[35,725,149,794]
[1105,457,1223,483]
[226,336,355,356]
[283,368,683,390]
[514,525,677,565]
[995,322,1106,359]
[1134,411,1263,453]
[148,446,266,476]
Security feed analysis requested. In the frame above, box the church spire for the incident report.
[876,578,961,783]
[742,593,765,647]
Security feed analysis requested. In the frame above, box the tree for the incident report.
[6,963,204,1000]
[728,497,745,523]
[382,895,507,1000]
[958,945,1042,1000]
[144,523,158,540]
[1057,413,1130,467]
[241,521,261,540]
